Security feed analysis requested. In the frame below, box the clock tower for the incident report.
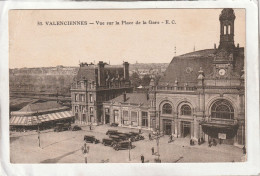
[213,8,237,79]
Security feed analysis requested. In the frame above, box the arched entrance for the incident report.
[179,104,192,138]
[211,99,234,119]
[160,102,173,135]
[202,99,238,145]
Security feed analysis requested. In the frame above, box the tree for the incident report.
[130,72,141,88]
[154,74,162,86]
[141,74,151,86]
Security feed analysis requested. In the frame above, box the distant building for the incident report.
[71,61,133,125]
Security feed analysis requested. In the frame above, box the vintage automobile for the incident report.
[113,141,133,151]
[84,135,100,144]
[110,123,119,127]
[129,132,145,141]
[102,138,117,146]
[117,134,129,141]
[109,135,123,142]
[54,123,71,132]
[106,129,118,135]
[71,125,82,131]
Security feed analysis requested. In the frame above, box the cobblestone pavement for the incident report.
[10,124,245,163]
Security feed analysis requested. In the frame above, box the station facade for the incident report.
[102,9,245,146]
[152,8,245,145]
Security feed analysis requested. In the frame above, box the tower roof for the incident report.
[219,8,236,21]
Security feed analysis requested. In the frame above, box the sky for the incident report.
[9,9,245,68]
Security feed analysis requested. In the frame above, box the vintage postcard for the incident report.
[9,8,247,163]
[1,1,259,176]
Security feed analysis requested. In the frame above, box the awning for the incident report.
[200,121,238,139]
[10,111,73,126]
[200,122,238,130]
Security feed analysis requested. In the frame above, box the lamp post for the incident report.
[36,111,41,148]
[128,138,131,161]
[155,130,161,163]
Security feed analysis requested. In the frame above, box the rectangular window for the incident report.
[90,107,94,114]
[90,94,93,103]
[131,111,138,126]
[123,110,129,125]
[75,106,79,113]
[75,94,78,102]
[82,114,86,122]
[142,111,148,127]
[80,94,85,102]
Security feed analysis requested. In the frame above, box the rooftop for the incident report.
[106,93,150,107]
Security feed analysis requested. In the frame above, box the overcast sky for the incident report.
[9,9,245,68]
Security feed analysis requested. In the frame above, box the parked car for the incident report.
[106,129,118,135]
[84,135,100,144]
[129,132,145,141]
[117,134,129,141]
[72,125,82,131]
[123,133,137,142]
[54,123,71,132]
[102,138,117,146]
[113,141,133,151]
[110,123,119,127]
[109,135,123,142]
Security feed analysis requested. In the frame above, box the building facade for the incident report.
[103,92,156,130]
[71,61,133,125]
[152,8,245,145]
[102,9,245,146]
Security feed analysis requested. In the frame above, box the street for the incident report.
[10,125,244,163]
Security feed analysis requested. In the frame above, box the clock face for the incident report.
[218,69,226,76]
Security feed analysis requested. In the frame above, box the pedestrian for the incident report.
[190,139,193,146]
[141,155,144,163]
[198,138,201,145]
[89,123,92,130]
[87,146,90,153]
[149,133,152,140]
[139,129,141,134]
[242,145,246,154]
[213,139,217,146]
[208,139,212,147]
[84,153,88,163]
[151,147,154,155]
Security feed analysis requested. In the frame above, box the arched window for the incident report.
[211,99,234,119]
[162,103,172,114]
[228,25,231,34]
[224,25,226,35]
[181,105,192,115]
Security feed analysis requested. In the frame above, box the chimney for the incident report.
[98,61,105,87]
[237,43,239,48]
[123,62,129,80]
[123,92,127,102]
[214,43,216,49]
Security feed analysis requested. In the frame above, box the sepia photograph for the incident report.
[8,8,247,164]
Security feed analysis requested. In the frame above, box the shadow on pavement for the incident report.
[40,148,81,163]
[41,136,76,149]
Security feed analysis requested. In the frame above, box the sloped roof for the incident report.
[75,66,96,81]
[108,93,150,107]
[159,48,244,86]
[18,100,64,112]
